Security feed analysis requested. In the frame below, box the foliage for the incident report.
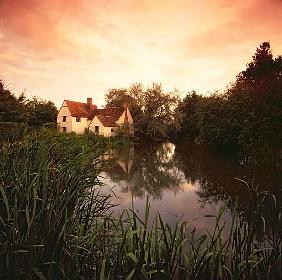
[140,84,181,139]
[105,84,143,120]
[0,130,131,279]
[176,90,202,140]
[176,42,282,164]
[105,83,181,139]
[0,81,58,128]
[0,81,26,122]
[0,133,281,279]
[0,121,28,142]
[99,192,281,280]
[25,97,58,128]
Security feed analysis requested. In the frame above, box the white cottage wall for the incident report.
[71,117,89,134]
[89,116,104,135]
[57,101,72,132]
[103,127,116,137]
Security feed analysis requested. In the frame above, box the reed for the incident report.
[98,193,281,280]
[0,130,112,279]
[0,131,281,279]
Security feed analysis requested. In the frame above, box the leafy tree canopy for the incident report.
[105,83,181,139]
[0,80,58,127]
[176,42,282,164]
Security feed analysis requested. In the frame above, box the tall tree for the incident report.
[0,80,58,128]
[176,42,282,163]
[140,83,181,139]
[105,83,181,139]
[25,97,58,128]
[176,91,202,140]
[0,81,26,122]
[105,85,142,119]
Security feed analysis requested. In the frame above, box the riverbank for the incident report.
[0,132,281,279]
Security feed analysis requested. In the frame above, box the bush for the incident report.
[0,121,28,142]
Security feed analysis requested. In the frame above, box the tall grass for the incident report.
[0,130,114,279]
[98,192,281,280]
[0,130,281,279]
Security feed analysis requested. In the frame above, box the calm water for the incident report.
[100,141,282,233]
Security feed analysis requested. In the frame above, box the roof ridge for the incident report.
[64,99,98,118]
[65,100,86,104]
[98,106,124,109]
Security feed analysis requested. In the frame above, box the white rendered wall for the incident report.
[89,116,104,135]
[57,101,72,132]
[89,117,116,137]
[71,117,89,134]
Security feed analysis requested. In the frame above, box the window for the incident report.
[63,116,67,122]
[76,117,81,122]
[62,127,66,132]
[95,126,99,133]
[111,128,114,132]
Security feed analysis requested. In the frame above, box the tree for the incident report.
[0,80,58,129]
[176,42,282,163]
[140,83,181,139]
[240,42,274,83]
[0,81,26,122]
[105,85,143,120]
[105,83,181,139]
[227,42,282,160]
[25,97,58,128]
[176,91,202,140]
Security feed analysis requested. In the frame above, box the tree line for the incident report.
[0,82,58,142]
[0,82,58,128]
[1,42,281,162]
[105,42,282,163]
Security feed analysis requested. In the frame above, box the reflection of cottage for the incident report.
[116,147,134,175]
[57,98,133,136]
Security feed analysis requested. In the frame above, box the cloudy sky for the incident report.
[1,0,282,107]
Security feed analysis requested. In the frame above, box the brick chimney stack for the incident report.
[87,98,92,109]
[123,102,128,110]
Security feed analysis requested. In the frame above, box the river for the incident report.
[100,141,282,234]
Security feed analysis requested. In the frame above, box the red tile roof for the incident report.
[64,100,125,127]
[93,107,125,127]
[96,115,117,127]
[65,100,97,118]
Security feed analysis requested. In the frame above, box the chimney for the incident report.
[87,98,92,109]
[122,102,128,110]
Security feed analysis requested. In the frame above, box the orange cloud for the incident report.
[0,0,281,106]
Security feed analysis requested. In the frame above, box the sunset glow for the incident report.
[1,0,282,106]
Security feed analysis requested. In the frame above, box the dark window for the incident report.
[63,116,67,122]
[111,128,114,132]
[76,117,81,122]
[62,127,66,132]
[95,126,99,133]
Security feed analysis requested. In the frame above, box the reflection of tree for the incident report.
[173,141,282,236]
[104,142,184,199]
[173,142,282,205]
[103,140,281,234]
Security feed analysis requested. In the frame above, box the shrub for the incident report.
[0,121,28,142]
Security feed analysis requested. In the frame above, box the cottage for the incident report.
[57,98,133,136]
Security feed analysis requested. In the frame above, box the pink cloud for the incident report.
[0,0,281,105]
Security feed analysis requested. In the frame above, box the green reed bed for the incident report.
[98,191,281,280]
[0,130,114,279]
[0,131,281,279]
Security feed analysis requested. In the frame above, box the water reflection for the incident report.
[173,142,282,206]
[104,142,184,199]
[101,141,281,232]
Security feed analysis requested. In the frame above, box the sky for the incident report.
[1,0,282,107]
